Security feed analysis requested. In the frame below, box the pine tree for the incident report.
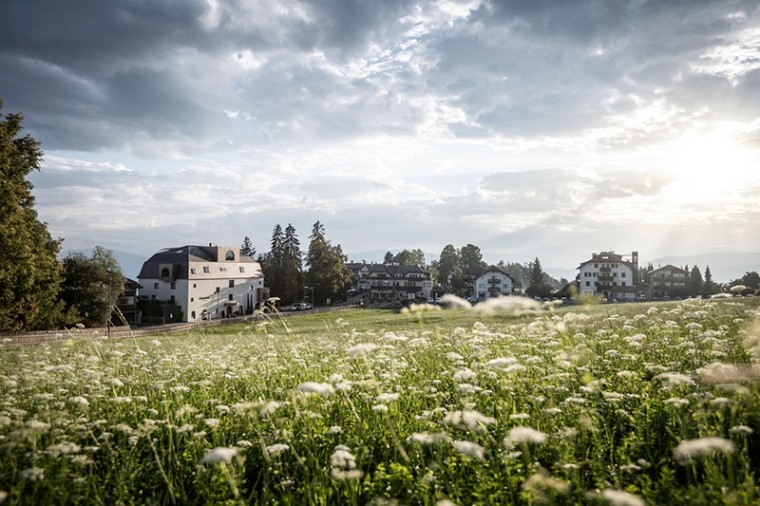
[240,236,256,258]
[437,244,461,287]
[702,266,715,298]
[305,221,352,305]
[281,224,303,303]
[261,224,285,299]
[689,265,703,297]
[0,100,65,330]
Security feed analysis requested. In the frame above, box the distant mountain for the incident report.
[60,249,147,280]
[645,251,760,283]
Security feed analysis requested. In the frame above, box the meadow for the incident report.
[1,297,759,505]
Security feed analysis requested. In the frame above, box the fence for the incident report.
[0,305,352,346]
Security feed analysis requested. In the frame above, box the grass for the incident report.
[1,297,759,505]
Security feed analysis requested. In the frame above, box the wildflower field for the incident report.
[2,298,760,505]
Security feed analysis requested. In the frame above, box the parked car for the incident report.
[280,303,299,312]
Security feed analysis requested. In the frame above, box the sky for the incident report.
[2,0,760,273]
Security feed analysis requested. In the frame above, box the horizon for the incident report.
[3,1,759,266]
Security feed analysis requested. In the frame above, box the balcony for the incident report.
[487,277,501,284]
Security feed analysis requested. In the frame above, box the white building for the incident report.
[473,266,515,300]
[578,251,639,301]
[138,245,265,322]
[348,263,433,300]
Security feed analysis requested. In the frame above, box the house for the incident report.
[649,264,689,298]
[472,266,515,300]
[348,263,433,301]
[137,244,265,323]
[113,277,143,326]
[577,251,639,301]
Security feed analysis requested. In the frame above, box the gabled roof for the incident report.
[474,265,515,283]
[651,264,688,275]
[578,251,635,270]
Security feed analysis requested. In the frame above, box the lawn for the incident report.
[1,297,759,505]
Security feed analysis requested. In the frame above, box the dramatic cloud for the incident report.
[2,0,758,275]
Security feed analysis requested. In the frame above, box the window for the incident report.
[171,282,176,289]
[193,283,197,288]
[154,283,159,289]
[622,282,626,287]
[228,294,233,300]
[203,266,210,273]
[586,281,590,286]
[170,295,175,302]
[220,267,227,272]
[191,311,196,319]
[239,266,245,273]
[594,263,598,268]
[229,280,235,288]
[190,297,194,302]
[151,295,156,300]
[621,272,626,278]
[190,268,197,275]
[161,267,170,278]
[216,287,220,293]
[225,251,235,261]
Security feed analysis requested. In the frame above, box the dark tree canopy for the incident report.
[59,246,125,327]
[305,221,352,305]
[0,100,65,330]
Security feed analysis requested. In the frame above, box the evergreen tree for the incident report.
[689,265,703,297]
[702,266,715,298]
[240,236,256,258]
[305,221,353,305]
[261,224,285,298]
[384,251,395,264]
[0,100,65,330]
[526,257,551,298]
[281,224,303,303]
[60,246,125,327]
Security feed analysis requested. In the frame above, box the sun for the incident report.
[658,131,758,205]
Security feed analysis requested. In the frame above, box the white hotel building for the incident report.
[578,251,639,301]
[138,245,265,322]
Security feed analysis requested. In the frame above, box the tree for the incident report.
[0,100,66,330]
[460,244,486,272]
[261,224,285,298]
[387,249,426,267]
[689,265,703,297]
[305,221,353,305]
[240,236,256,258]
[526,257,551,298]
[384,251,395,264]
[702,266,716,298]
[437,244,461,287]
[741,271,760,289]
[281,224,303,303]
[59,247,125,327]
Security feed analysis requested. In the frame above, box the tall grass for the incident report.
[1,298,759,504]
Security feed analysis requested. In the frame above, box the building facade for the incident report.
[473,266,515,300]
[577,251,639,301]
[649,264,689,298]
[138,245,265,322]
[349,263,433,301]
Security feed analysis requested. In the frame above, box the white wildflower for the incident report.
[443,410,496,432]
[266,444,289,457]
[504,426,548,447]
[600,489,645,506]
[375,392,400,403]
[453,440,485,461]
[729,425,754,435]
[200,447,238,465]
[673,437,735,463]
[372,404,389,413]
[347,343,377,357]
[20,467,44,481]
[452,368,477,382]
[297,382,335,395]
[406,432,451,446]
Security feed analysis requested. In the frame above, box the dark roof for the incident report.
[474,265,515,282]
[138,245,259,279]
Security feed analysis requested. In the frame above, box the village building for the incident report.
[138,245,265,323]
[577,251,640,301]
[347,263,433,301]
[472,266,515,300]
